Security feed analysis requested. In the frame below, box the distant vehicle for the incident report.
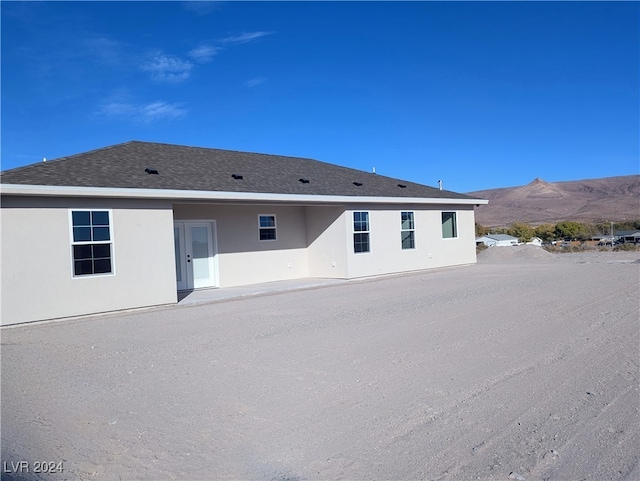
[597,239,615,246]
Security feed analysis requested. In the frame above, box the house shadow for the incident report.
[177,290,193,301]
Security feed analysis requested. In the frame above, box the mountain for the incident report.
[468,175,640,227]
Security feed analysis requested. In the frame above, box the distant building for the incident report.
[526,237,543,247]
[616,230,640,244]
[476,234,519,247]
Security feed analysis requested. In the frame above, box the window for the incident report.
[70,210,113,276]
[258,215,277,241]
[353,211,370,253]
[401,211,415,249]
[442,211,457,238]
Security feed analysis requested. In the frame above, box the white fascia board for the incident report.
[0,184,488,205]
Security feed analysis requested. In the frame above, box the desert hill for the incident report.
[468,175,640,227]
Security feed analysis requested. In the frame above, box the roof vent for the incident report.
[145,168,159,175]
[397,184,406,188]
[231,174,243,180]
[353,182,363,187]
[299,178,310,184]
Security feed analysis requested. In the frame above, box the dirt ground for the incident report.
[1,248,639,481]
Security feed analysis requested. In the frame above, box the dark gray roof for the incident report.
[1,141,476,200]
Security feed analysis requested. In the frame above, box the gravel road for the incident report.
[2,248,639,481]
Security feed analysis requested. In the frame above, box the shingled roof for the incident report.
[1,141,476,200]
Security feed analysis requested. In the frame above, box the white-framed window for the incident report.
[258,214,277,241]
[401,211,415,249]
[353,211,370,253]
[442,211,457,239]
[70,210,114,276]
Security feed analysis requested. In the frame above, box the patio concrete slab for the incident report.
[177,277,348,305]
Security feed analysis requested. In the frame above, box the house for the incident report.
[1,141,488,325]
[615,230,640,244]
[475,234,519,247]
[526,236,543,247]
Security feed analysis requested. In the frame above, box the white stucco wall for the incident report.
[1,196,177,325]
[305,206,348,278]
[344,205,478,279]
[173,202,478,286]
[1,195,480,325]
[173,204,309,287]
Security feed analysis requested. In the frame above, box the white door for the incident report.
[174,221,218,290]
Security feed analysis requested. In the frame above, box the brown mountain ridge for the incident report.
[467,175,640,227]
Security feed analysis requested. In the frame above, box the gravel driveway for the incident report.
[2,249,639,480]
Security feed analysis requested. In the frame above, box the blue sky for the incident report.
[2,1,638,192]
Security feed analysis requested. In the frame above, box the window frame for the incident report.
[258,214,277,241]
[353,211,371,254]
[69,209,115,278]
[401,211,415,249]
[442,211,458,239]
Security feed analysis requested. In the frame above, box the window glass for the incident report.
[92,211,110,226]
[92,244,111,258]
[442,212,457,238]
[353,212,370,253]
[73,244,92,259]
[354,233,370,253]
[401,231,415,249]
[92,226,110,241]
[259,215,277,241]
[401,211,414,230]
[71,210,113,276]
[401,212,415,249]
[72,211,90,226]
[260,229,277,241]
[94,259,112,274]
[74,260,93,276]
[353,211,369,232]
[73,227,92,242]
[259,215,275,228]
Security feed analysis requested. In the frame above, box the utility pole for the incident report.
[610,221,614,248]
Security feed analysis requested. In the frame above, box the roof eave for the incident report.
[0,184,489,205]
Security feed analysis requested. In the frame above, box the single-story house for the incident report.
[476,234,519,247]
[615,230,640,244]
[1,141,488,325]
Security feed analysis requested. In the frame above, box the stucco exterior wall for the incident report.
[2,196,480,325]
[305,206,348,278]
[345,205,478,279]
[173,204,309,287]
[1,196,176,325]
[173,203,478,285]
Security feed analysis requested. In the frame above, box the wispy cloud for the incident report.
[221,31,273,45]
[188,44,220,64]
[245,77,267,88]
[98,99,187,123]
[83,36,123,67]
[142,101,187,121]
[182,1,223,16]
[141,51,193,83]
